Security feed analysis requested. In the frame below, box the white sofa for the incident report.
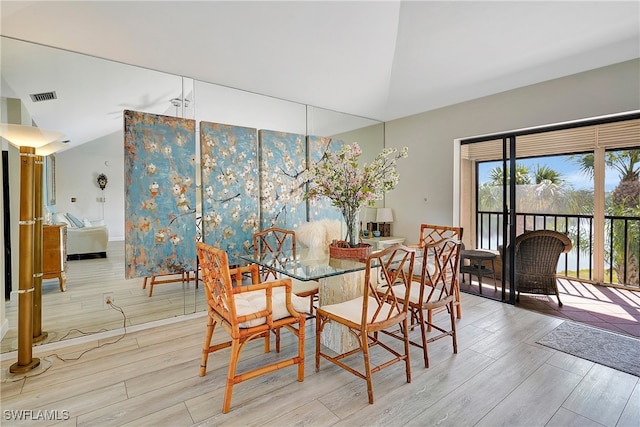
[54,213,109,259]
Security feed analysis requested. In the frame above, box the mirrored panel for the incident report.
[1,37,383,353]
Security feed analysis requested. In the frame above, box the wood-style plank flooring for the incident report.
[2,287,639,426]
[2,241,206,353]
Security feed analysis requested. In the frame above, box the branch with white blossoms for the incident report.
[301,142,408,244]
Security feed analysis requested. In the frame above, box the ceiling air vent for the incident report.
[29,91,57,102]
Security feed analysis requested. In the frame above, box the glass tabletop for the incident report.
[236,249,377,281]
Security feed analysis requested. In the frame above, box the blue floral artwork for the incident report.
[307,135,344,221]
[124,110,197,279]
[259,130,307,230]
[200,122,259,264]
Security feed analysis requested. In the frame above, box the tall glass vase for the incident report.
[342,207,360,247]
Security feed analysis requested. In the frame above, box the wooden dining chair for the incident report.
[253,227,319,314]
[315,244,416,404]
[392,237,461,368]
[196,242,307,413]
[415,224,463,321]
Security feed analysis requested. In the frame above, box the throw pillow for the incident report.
[54,213,71,227]
[66,213,85,228]
[83,218,92,227]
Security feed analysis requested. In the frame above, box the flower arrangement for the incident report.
[302,142,408,246]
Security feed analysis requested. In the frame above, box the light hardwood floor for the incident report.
[2,241,206,353]
[1,289,638,426]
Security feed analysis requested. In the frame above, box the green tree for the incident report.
[572,149,640,286]
[533,164,565,185]
[487,164,531,185]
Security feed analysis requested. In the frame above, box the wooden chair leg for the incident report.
[264,330,270,353]
[362,334,374,404]
[418,308,429,368]
[297,317,305,381]
[148,276,156,297]
[315,312,323,372]
[403,318,412,383]
[142,277,147,289]
[450,303,458,354]
[200,316,216,376]
[223,339,240,414]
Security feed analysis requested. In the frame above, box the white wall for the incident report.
[385,59,640,244]
[55,131,125,240]
[50,59,640,247]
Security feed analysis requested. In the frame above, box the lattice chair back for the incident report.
[418,224,463,247]
[315,243,416,404]
[197,242,260,330]
[366,244,416,327]
[253,227,297,281]
[408,236,461,367]
[415,225,464,321]
[196,241,306,413]
[418,237,462,305]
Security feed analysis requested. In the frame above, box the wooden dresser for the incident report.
[43,224,67,291]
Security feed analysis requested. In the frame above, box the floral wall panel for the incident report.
[259,130,307,230]
[307,136,344,221]
[200,122,259,263]
[124,110,197,279]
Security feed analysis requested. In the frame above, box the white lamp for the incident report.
[1,124,64,374]
[376,208,394,237]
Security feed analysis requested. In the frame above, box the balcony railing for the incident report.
[476,210,640,289]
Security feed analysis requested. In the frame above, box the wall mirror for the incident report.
[1,36,383,353]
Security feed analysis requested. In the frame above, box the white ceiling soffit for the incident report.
[1,1,638,123]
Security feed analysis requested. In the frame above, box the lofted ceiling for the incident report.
[1,1,639,149]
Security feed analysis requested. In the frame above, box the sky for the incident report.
[478,154,622,192]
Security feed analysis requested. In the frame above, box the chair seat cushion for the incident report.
[234,286,310,328]
[291,278,319,295]
[385,283,445,305]
[411,258,436,277]
[319,296,397,325]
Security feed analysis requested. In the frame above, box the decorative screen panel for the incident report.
[307,136,344,221]
[124,110,197,279]
[200,122,259,263]
[259,130,307,230]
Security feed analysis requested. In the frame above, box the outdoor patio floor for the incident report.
[460,277,640,338]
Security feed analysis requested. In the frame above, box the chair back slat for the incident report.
[197,242,236,321]
[365,244,415,326]
[418,237,461,305]
[253,227,297,281]
[419,224,463,247]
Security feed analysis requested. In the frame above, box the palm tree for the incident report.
[533,164,565,185]
[572,150,640,208]
[487,164,531,185]
[572,149,640,286]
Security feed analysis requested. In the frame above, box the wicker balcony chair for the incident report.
[502,230,572,307]
[196,242,307,413]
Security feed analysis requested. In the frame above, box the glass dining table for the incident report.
[237,249,378,282]
[237,249,380,353]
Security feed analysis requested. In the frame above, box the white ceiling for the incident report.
[1,1,639,148]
